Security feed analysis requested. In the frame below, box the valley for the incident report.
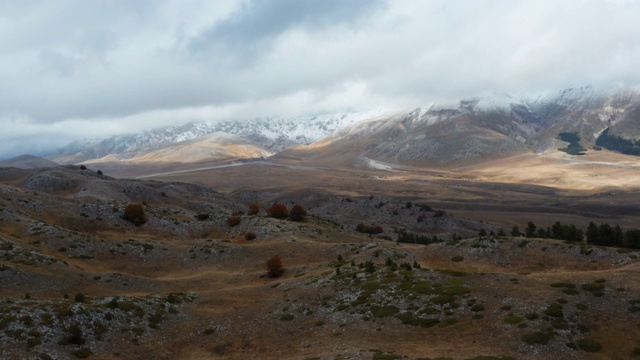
[2,88,640,359]
[2,145,640,359]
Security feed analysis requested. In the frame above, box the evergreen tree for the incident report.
[510,225,520,237]
[624,229,640,249]
[525,221,537,238]
[586,222,600,245]
[613,225,624,246]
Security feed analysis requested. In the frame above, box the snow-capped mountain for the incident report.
[46,110,389,164]
[290,87,640,167]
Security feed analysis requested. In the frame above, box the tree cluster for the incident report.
[595,128,640,156]
[520,221,583,242]
[519,220,640,249]
[266,203,307,221]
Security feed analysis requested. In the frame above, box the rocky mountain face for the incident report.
[43,87,640,168]
[295,87,640,167]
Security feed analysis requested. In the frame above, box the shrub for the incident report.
[280,314,294,321]
[289,204,307,221]
[59,324,85,346]
[123,203,147,226]
[74,293,85,303]
[266,255,284,278]
[72,348,93,358]
[196,214,209,221]
[227,216,241,227]
[451,256,464,262]
[245,231,257,241]
[356,224,384,234]
[525,312,539,320]
[543,303,563,318]
[79,165,86,170]
[504,314,523,325]
[577,338,602,352]
[97,170,103,175]
[247,203,260,216]
[522,330,553,345]
[267,203,289,219]
[432,210,446,217]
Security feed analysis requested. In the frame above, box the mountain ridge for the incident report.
[44,87,640,170]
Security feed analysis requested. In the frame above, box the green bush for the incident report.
[577,338,602,352]
[522,330,554,345]
[543,303,563,318]
[581,283,604,292]
[371,305,399,318]
[72,348,93,359]
[504,314,523,325]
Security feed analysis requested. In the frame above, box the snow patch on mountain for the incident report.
[48,110,391,164]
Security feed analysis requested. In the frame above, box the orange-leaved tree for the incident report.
[266,255,284,277]
[247,203,260,216]
[227,216,241,226]
[266,203,288,219]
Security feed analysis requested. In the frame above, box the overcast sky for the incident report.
[1,0,639,159]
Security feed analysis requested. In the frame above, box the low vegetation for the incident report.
[266,203,289,219]
[123,203,147,226]
[266,255,284,277]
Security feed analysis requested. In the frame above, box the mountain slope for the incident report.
[283,87,640,168]
[46,111,388,164]
[85,132,272,165]
[0,154,59,169]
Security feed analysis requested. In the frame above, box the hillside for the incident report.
[0,155,59,169]
[1,166,640,359]
[45,111,387,165]
[281,87,640,169]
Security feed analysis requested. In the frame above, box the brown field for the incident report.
[2,150,640,359]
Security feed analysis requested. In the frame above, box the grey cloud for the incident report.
[2,0,640,160]
[188,0,386,59]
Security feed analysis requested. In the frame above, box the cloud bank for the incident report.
[1,0,639,159]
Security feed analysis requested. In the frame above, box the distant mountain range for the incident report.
[30,86,640,169]
[0,154,59,169]
[283,86,640,167]
[45,111,388,164]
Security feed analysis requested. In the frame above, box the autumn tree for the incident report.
[289,204,307,221]
[267,203,289,219]
[266,255,284,277]
[247,203,260,216]
[123,203,147,226]
[227,216,241,226]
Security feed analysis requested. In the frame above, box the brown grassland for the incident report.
[1,149,640,359]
